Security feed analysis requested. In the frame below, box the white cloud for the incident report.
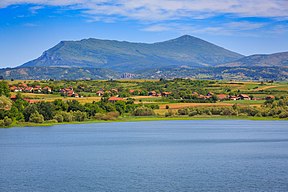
[29,5,44,14]
[225,21,266,31]
[1,0,288,21]
[142,24,172,32]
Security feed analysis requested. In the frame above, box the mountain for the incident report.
[220,52,288,67]
[1,66,287,80]
[0,67,120,80]
[20,35,243,72]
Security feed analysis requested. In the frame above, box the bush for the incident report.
[29,112,44,123]
[46,119,58,123]
[59,112,73,122]
[178,108,189,115]
[72,111,87,121]
[188,111,198,116]
[165,109,174,117]
[0,120,4,127]
[279,112,288,118]
[133,107,155,116]
[53,114,64,122]
[94,112,119,120]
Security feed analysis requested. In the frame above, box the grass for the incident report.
[6,115,285,128]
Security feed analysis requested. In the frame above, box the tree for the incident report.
[67,100,84,112]
[53,114,64,122]
[115,101,126,115]
[29,112,44,123]
[133,107,155,116]
[0,81,10,97]
[72,111,87,121]
[36,102,54,120]
[4,116,13,126]
[53,99,68,111]
[23,104,38,121]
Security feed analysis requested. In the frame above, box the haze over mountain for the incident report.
[220,52,288,67]
[20,35,243,72]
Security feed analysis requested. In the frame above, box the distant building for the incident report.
[42,86,52,93]
[108,97,124,102]
[229,96,238,100]
[96,90,104,96]
[265,95,275,100]
[161,92,172,97]
[24,87,33,93]
[217,94,228,100]
[33,85,42,93]
[149,91,157,96]
[121,73,136,79]
[238,94,250,100]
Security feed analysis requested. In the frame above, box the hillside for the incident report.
[220,52,288,67]
[1,66,287,81]
[0,67,119,80]
[20,35,243,72]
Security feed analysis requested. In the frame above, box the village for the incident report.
[8,81,277,104]
[1,79,288,128]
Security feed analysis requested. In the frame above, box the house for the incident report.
[229,96,238,100]
[111,89,118,93]
[204,95,212,99]
[161,92,172,97]
[23,99,41,104]
[42,86,52,93]
[10,86,22,92]
[19,83,28,88]
[217,94,228,100]
[10,95,17,101]
[129,90,135,94]
[207,92,214,96]
[238,94,250,100]
[265,95,275,100]
[192,92,198,95]
[149,91,157,96]
[67,90,75,97]
[198,94,205,99]
[33,85,42,93]
[96,90,104,96]
[108,97,124,102]
[60,88,76,97]
[10,86,18,92]
[24,87,33,93]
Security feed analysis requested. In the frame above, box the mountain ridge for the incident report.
[20,35,244,72]
[220,51,288,67]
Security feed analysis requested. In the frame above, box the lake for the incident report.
[1,120,288,192]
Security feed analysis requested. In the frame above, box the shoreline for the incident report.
[2,115,287,128]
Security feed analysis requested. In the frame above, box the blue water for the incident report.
[1,120,288,192]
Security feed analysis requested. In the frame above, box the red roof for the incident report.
[108,97,124,101]
[239,94,250,98]
[23,99,41,104]
[217,94,227,100]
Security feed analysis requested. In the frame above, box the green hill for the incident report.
[220,52,288,67]
[20,35,243,72]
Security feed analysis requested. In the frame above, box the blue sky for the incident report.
[1,0,288,68]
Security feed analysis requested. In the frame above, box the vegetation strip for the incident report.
[1,79,287,127]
